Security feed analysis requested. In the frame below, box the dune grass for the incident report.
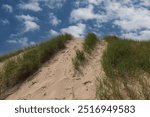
[0,50,23,62]
[83,33,98,53]
[103,36,150,78]
[0,34,72,98]
[72,33,98,70]
[97,36,150,99]
[72,50,86,70]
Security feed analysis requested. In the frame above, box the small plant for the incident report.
[72,50,86,70]
[72,33,99,70]
[83,33,98,53]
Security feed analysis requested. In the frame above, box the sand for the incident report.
[6,39,107,100]
[0,62,4,72]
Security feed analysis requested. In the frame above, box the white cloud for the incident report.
[24,21,40,32]
[88,0,103,5]
[61,23,86,37]
[45,0,66,9]
[16,14,37,21]
[31,0,66,9]
[16,14,40,32]
[122,30,150,40]
[7,37,35,47]
[140,0,150,7]
[71,0,150,40]
[105,1,150,40]
[7,40,17,44]
[48,29,59,37]
[70,4,106,23]
[110,3,150,32]
[74,1,88,8]
[49,13,61,26]
[1,4,13,13]
[0,19,9,25]
[18,2,42,12]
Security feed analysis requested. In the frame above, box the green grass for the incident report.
[0,34,72,97]
[83,33,98,53]
[0,50,23,62]
[72,50,86,70]
[102,36,150,79]
[72,33,98,70]
[96,35,150,99]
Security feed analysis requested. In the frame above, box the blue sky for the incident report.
[0,0,150,55]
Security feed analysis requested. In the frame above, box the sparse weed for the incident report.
[72,50,86,70]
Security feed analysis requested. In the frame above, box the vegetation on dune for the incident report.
[72,33,98,70]
[0,50,23,62]
[0,34,72,98]
[72,50,86,70]
[97,36,150,100]
[83,33,98,53]
[103,36,150,78]
[1,33,150,100]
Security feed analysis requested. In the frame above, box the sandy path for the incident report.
[6,39,107,100]
[72,40,107,99]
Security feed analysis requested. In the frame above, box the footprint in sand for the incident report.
[28,81,37,88]
[83,81,92,85]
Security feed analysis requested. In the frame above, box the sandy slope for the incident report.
[0,62,4,71]
[0,63,3,71]
[6,39,107,100]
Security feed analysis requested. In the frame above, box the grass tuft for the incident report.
[72,33,98,70]
[83,33,98,53]
[72,50,86,70]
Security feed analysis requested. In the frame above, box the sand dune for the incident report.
[0,62,4,73]
[6,39,107,100]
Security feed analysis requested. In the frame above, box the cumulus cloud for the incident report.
[48,29,59,37]
[0,19,9,25]
[1,4,13,13]
[140,0,150,7]
[109,3,150,32]
[70,0,150,40]
[24,21,40,32]
[18,2,42,12]
[61,23,86,37]
[88,0,103,5]
[70,5,105,22]
[122,30,150,40]
[30,0,66,9]
[16,14,40,32]
[16,14,37,21]
[7,37,35,47]
[49,13,61,26]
